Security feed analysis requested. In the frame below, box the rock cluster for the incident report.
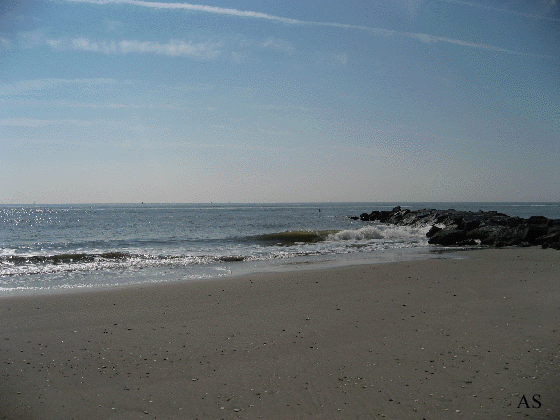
[353,206,560,249]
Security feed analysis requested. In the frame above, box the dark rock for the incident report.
[426,225,442,238]
[527,215,548,225]
[460,219,481,230]
[523,225,549,244]
[540,230,560,248]
[402,213,419,225]
[466,226,493,241]
[428,229,468,246]
[503,217,525,228]
[352,206,560,250]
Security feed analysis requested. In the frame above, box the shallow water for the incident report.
[1,202,558,295]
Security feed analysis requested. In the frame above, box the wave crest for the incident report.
[327,225,430,242]
[252,230,340,245]
[1,252,129,266]
[0,252,248,277]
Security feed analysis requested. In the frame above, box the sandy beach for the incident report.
[1,247,559,419]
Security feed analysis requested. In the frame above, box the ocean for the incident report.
[1,202,559,296]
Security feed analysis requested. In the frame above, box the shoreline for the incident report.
[0,245,450,298]
[1,247,559,419]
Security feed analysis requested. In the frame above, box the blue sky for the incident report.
[1,0,559,203]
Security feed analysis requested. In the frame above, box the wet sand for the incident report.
[1,247,559,419]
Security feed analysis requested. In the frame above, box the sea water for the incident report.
[1,202,559,296]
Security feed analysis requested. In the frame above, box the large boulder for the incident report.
[523,225,550,244]
[539,230,560,248]
[428,229,476,246]
[527,215,548,225]
[426,225,442,238]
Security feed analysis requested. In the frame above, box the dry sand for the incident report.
[1,247,559,419]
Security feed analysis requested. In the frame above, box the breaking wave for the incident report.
[251,224,430,246]
[327,224,431,242]
[251,230,340,245]
[0,251,249,277]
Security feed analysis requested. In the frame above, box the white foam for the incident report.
[326,224,430,242]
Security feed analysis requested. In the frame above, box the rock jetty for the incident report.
[352,206,560,249]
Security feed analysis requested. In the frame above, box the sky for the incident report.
[1,0,559,204]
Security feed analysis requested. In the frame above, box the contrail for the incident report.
[65,0,558,59]
[65,0,307,24]
[441,0,560,23]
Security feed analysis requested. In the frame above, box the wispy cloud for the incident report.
[441,0,560,23]
[119,39,223,57]
[407,32,556,59]
[6,98,144,109]
[64,37,223,58]
[260,37,294,54]
[313,51,349,67]
[64,0,558,59]
[16,29,48,48]
[0,78,117,95]
[0,118,93,127]
[8,30,295,61]
[0,37,11,50]
[104,18,125,32]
